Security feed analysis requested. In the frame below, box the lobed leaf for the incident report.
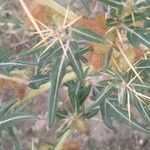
[100,99,150,134]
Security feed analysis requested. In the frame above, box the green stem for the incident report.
[54,129,71,150]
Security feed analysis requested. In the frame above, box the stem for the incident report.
[54,129,71,150]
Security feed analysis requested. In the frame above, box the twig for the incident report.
[54,129,71,150]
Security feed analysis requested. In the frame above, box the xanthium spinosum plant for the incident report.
[0,0,150,149]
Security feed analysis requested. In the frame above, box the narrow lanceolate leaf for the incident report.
[100,0,125,8]
[134,95,150,124]
[0,49,17,74]
[123,13,146,25]
[131,83,150,90]
[85,86,111,113]
[71,26,106,43]
[57,121,69,138]
[100,100,150,134]
[29,74,51,89]
[0,115,36,127]
[0,101,15,119]
[66,81,81,113]
[8,127,21,150]
[125,26,150,47]
[56,108,69,119]
[0,49,13,62]
[0,62,35,67]
[68,43,83,81]
[83,108,99,119]
[48,56,67,128]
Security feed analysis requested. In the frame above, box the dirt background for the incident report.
[2,90,150,150]
[0,0,150,150]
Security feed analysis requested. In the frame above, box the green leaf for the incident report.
[123,13,146,25]
[103,49,113,68]
[130,83,150,90]
[100,0,124,8]
[0,101,16,119]
[66,81,81,113]
[19,45,45,57]
[85,86,111,114]
[56,108,69,119]
[66,80,91,113]
[0,48,34,75]
[144,20,150,29]
[68,43,84,81]
[0,102,37,128]
[0,101,37,149]
[106,18,119,27]
[8,127,21,150]
[0,61,35,67]
[118,87,127,106]
[100,99,150,134]
[83,108,99,119]
[71,26,106,43]
[135,0,150,11]
[37,46,63,72]
[126,26,150,47]
[78,84,91,106]
[57,121,69,138]
[0,114,37,127]
[0,49,15,74]
[133,94,150,124]
[48,56,67,128]
[0,49,14,62]
[29,74,51,89]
